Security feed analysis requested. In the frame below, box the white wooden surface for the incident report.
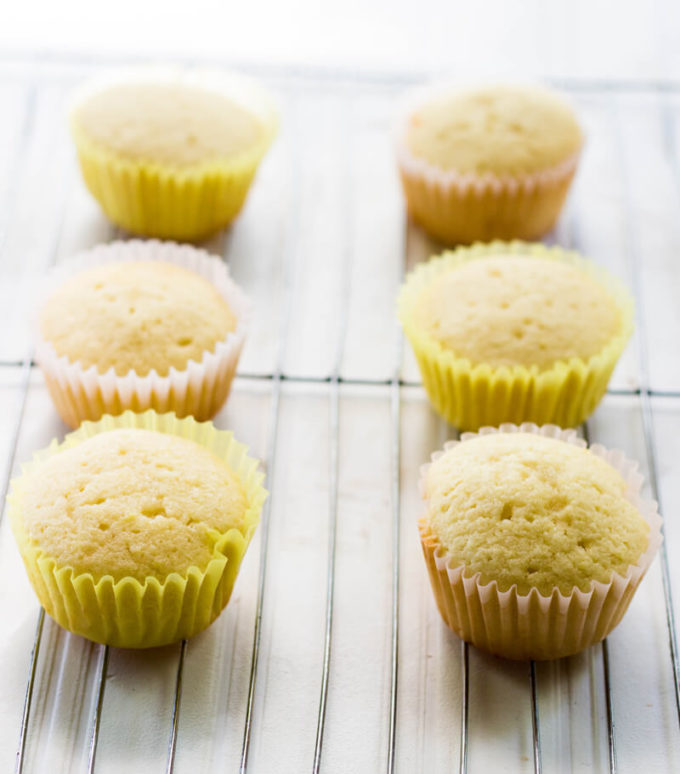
[0,59,679,773]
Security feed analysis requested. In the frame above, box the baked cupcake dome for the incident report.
[8,412,268,648]
[42,261,236,377]
[70,67,278,240]
[419,425,661,660]
[396,83,583,245]
[398,241,633,431]
[36,240,251,428]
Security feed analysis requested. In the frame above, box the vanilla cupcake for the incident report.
[396,84,583,244]
[419,425,661,660]
[398,242,633,431]
[8,412,267,648]
[70,67,278,240]
[36,240,250,428]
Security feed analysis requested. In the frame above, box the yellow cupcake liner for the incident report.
[398,241,634,431]
[418,423,662,660]
[8,411,268,648]
[70,68,278,241]
[35,240,251,429]
[394,81,582,245]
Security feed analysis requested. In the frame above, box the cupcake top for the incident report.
[18,428,248,583]
[405,84,582,176]
[424,433,649,596]
[40,260,237,377]
[410,255,622,370]
[73,81,266,167]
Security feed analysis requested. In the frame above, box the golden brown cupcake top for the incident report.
[406,85,582,176]
[40,261,237,377]
[73,82,265,167]
[412,255,622,370]
[424,433,649,595]
[19,428,248,583]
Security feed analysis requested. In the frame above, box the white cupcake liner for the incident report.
[418,423,662,660]
[35,240,252,428]
[394,81,583,243]
[395,80,583,193]
[396,130,580,196]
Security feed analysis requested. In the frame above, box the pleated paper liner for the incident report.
[418,423,662,660]
[8,411,268,649]
[398,241,634,431]
[35,240,252,429]
[397,147,579,245]
[70,67,278,240]
[394,81,582,244]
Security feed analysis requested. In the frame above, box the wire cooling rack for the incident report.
[0,55,679,774]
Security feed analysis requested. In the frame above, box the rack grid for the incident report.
[0,56,679,774]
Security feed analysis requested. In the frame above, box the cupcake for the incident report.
[398,241,633,431]
[70,67,278,240]
[7,411,267,648]
[419,424,661,660]
[395,83,583,244]
[36,240,250,429]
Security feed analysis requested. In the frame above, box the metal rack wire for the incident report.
[0,57,679,773]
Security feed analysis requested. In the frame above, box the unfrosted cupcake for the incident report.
[396,83,583,244]
[419,424,661,660]
[398,241,633,430]
[70,67,278,240]
[8,411,267,648]
[36,240,250,428]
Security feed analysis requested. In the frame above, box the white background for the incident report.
[1,0,679,81]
